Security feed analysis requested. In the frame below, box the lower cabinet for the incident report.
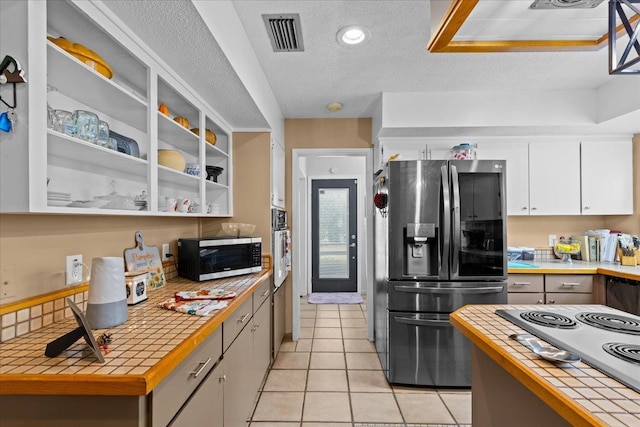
[273,285,285,357]
[223,292,273,426]
[223,319,255,427]
[507,274,593,305]
[170,359,224,427]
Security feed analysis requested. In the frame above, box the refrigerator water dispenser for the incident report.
[405,223,436,276]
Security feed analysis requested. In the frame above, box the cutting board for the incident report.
[123,231,165,289]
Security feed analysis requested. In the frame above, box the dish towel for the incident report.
[159,298,228,316]
[174,288,237,301]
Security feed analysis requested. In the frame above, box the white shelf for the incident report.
[158,165,200,190]
[205,180,229,191]
[47,42,147,132]
[157,113,200,158]
[48,130,147,177]
[205,141,229,159]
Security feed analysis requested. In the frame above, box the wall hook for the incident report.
[0,55,27,109]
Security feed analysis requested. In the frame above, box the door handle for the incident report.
[395,316,450,327]
[394,285,504,294]
[349,243,356,248]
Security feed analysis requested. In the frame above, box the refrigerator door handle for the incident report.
[394,316,450,327]
[450,164,461,278]
[440,164,450,278]
[394,285,505,295]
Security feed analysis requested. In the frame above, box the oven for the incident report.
[272,208,290,289]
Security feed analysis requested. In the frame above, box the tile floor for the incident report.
[248,296,472,426]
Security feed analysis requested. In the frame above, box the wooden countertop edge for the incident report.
[0,270,272,396]
[450,310,606,427]
[596,267,640,281]
[509,267,598,274]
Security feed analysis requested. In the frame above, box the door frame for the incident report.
[292,148,373,341]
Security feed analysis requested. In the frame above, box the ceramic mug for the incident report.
[178,198,191,213]
[165,198,177,212]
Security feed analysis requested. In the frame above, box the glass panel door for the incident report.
[311,179,357,292]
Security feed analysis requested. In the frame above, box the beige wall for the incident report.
[0,215,198,302]
[283,118,372,332]
[201,132,272,252]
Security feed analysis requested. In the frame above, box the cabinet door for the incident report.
[529,141,581,215]
[477,142,530,216]
[223,324,255,427]
[581,139,633,215]
[271,136,285,208]
[170,360,224,427]
[252,297,272,393]
[273,285,286,357]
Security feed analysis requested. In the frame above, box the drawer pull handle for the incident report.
[561,283,581,287]
[191,357,212,378]
[548,299,556,304]
[537,300,544,304]
[261,289,270,297]
[238,313,251,324]
[513,282,532,286]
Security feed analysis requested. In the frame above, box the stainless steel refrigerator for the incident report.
[373,159,508,387]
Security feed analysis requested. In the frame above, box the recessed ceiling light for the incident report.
[336,25,370,46]
[327,102,343,112]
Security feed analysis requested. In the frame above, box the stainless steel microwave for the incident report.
[178,237,262,281]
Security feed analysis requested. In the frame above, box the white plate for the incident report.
[48,199,71,207]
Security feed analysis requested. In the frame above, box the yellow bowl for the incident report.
[221,223,256,237]
[158,150,186,172]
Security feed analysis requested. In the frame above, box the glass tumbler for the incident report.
[54,110,73,134]
[73,110,99,143]
[97,121,111,148]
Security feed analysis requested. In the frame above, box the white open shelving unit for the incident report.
[1,0,233,217]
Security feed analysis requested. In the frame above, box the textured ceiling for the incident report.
[102,0,269,130]
[102,0,636,134]
[230,0,620,120]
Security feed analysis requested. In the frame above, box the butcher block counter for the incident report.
[451,305,640,427]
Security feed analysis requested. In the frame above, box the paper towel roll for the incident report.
[86,257,128,329]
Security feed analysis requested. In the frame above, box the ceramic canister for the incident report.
[86,257,128,329]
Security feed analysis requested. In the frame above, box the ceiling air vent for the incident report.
[530,0,605,8]
[262,14,304,52]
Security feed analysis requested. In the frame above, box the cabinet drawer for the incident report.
[223,297,253,351]
[253,278,271,314]
[545,275,593,293]
[507,274,543,293]
[545,293,593,305]
[507,292,545,305]
[152,327,222,427]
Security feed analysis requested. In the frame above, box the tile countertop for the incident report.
[509,260,640,280]
[0,270,271,396]
[451,305,640,427]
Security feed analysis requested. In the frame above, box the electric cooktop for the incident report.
[496,305,640,393]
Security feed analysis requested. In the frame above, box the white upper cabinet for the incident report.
[271,136,285,208]
[580,139,633,215]
[0,0,232,216]
[529,141,581,215]
[476,142,530,216]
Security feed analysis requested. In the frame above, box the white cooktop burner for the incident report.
[496,305,640,393]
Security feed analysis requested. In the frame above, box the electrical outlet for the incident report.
[548,234,557,247]
[1,266,16,300]
[162,243,171,261]
[66,254,83,286]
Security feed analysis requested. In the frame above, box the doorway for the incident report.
[291,148,374,342]
[311,179,358,292]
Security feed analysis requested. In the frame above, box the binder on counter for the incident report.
[572,235,590,261]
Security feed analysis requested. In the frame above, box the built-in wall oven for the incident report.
[272,208,290,289]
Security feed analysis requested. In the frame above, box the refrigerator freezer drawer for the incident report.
[388,312,471,387]
[387,281,507,312]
